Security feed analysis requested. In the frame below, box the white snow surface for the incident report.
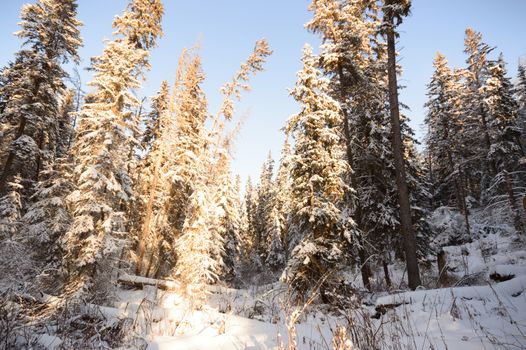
[34,219,526,350]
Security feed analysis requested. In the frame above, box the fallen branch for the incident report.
[118,274,179,290]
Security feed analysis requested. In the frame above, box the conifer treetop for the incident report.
[113,0,164,50]
[16,0,83,62]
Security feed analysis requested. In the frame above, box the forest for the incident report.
[0,0,525,349]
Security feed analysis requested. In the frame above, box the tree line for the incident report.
[0,0,524,309]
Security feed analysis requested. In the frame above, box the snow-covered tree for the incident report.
[482,57,525,232]
[0,178,23,240]
[381,0,422,290]
[516,65,526,150]
[306,0,381,290]
[461,28,495,202]
[209,147,243,283]
[22,161,73,265]
[265,205,285,271]
[269,137,293,267]
[241,177,259,264]
[175,185,221,308]
[131,80,174,277]
[163,52,209,277]
[282,45,350,299]
[173,40,271,293]
[254,152,275,262]
[62,0,163,297]
[0,0,82,195]
[424,53,469,214]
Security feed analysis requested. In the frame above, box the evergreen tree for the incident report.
[424,53,470,215]
[462,28,495,202]
[0,0,82,195]
[282,45,350,299]
[241,177,259,266]
[306,0,381,290]
[254,152,275,263]
[381,0,422,290]
[516,65,526,150]
[166,52,209,276]
[62,0,163,297]
[0,178,22,241]
[272,137,293,264]
[175,186,221,308]
[482,57,525,232]
[210,146,243,283]
[132,80,174,277]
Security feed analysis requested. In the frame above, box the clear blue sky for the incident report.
[2,1,526,185]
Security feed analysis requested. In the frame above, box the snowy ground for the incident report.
[32,219,526,350]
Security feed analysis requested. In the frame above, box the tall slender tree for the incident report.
[62,0,163,297]
[0,0,82,200]
[283,45,350,298]
[483,57,525,232]
[381,0,421,289]
[132,80,173,277]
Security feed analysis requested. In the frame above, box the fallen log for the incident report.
[489,271,515,282]
[118,274,179,290]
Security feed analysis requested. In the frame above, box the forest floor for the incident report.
[26,211,526,349]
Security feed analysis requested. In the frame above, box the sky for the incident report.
[1,0,526,185]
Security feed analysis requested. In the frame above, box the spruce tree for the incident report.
[482,57,525,232]
[462,28,495,202]
[254,153,275,263]
[62,0,163,297]
[283,45,350,299]
[165,52,209,276]
[0,0,82,195]
[132,80,173,277]
[515,65,526,154]
[424,53,470,219]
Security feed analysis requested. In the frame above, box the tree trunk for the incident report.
[358,246,372,291]
[503,170,524,233]
[382,258,392,289]
[459,171,471,237]
[386,25,421,290]
[437,249,448,286]
[135,155,162,276]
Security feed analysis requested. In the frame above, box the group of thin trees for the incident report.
[425,29,526,239]
[0,0,272,306]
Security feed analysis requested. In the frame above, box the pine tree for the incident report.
[515,65,526,155]
[62,0,163,297]
[0,0,82,195]
[424,53,470,219]
[482,57,525,232]
[462,28,495,202]
[164,52,209,277]
[254,152,275,263]
[210,145,243,283]
[132,80,173,277]
[282,45,350,299]
[272,137,293,264]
